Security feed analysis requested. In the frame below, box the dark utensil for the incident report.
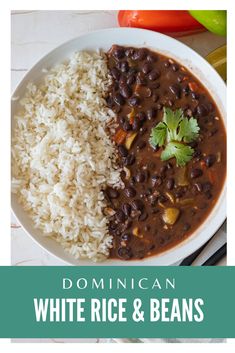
[179,220,226,266]
[202,243,227,266]
[179,240,210,266]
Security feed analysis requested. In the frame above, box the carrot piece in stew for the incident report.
[113,129,127,144]
[188,82,199,92]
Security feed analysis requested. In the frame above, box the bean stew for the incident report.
[105,45,226,261]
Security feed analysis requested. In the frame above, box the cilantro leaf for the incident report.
[161,142,194,167]
[149,107,200,167]
[163,107,184,141]
[178,117,200,143]
[149,121,167,147]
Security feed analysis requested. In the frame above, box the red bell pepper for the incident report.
[118,10,206,37]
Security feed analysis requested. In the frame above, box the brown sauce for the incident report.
[104,45,226,260]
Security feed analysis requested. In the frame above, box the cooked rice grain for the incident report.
[12,51,122,262]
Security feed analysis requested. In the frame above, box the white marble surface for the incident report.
[11,10,226,268]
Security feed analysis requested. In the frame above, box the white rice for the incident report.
[12,51,122,262]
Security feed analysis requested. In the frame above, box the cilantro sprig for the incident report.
[149,107,200,167]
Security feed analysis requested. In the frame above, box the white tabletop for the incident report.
[11,10,226,268]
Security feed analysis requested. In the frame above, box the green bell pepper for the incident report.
[189,10,227,36]
[206,45,227,81]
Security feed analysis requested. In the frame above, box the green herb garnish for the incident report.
[149,107,200,167]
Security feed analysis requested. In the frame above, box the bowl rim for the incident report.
[11,27,227,266]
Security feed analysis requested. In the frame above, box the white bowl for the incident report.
[11,28,226,266]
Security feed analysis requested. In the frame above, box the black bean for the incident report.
[107,187,119,199]
[106,95,114,108]
[183,104,190,111]
[109,221,117,231]
[144,170,150,181]
[116,62,123,70]
[112,47,125,60]
[151,175,162,187]
[206,190,213,199]
[133,48,147,61]
[193,149,202,159]
[169,84,181,99]
[125,47,134,57]
[172,63,179,72]
[138,212,149,222]
[168,99,174,107]
[191,92,199,100]
[125,186,136,198]
[122,203,132,216]
[135,171,145,183]
[143,87,152,98]
[121,234,130,242]
[110,67,120,80]
[177,74,184,83]
[164,60,171,67]
[127,67,137,75]
[126,74,136,85]
[156,103,163,110]
[114,82,119,91]
[175,188,185,198]
[118,145,128,157]
[117,247,132,260]
[113,93,125,106]
[207,102,214,112]
[189,140,198,148]
[197,104,208,117]
[128,96,140,107]
[125,220,133,229]
[119,75,127,85]
[140,126,147,135]
[144,225,151,232]
[120,61,129,73]
[119,116,126,125]
[166,178,175,190]
[124,154,135,166]
[190,168,203,179]
[135,111,146,121]
[113,105,121,114]
[148,70,160,81]
[120,84,132,99]
[203,182,212,193]
[150,82,160,89]
[204,154,216,168]
[136,140,146,150]
[151,208,159,214]
[131,199,144,211]
[166,162,173,169]
[183,223,191,232]
[122,121,132,132]
[147,54,157,63]
[129,176,136,186]
[152,93,159,102]
[182,85,189,96]
[142,62,151,74]
[115,209,126,222]
[158,195,168,203]
[160,165,168,175]
[132,117,142,131]
[136,72,147,85]
[194,182,203,192]
[146,108,156,120]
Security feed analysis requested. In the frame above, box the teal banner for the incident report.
[0,266,234,338]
